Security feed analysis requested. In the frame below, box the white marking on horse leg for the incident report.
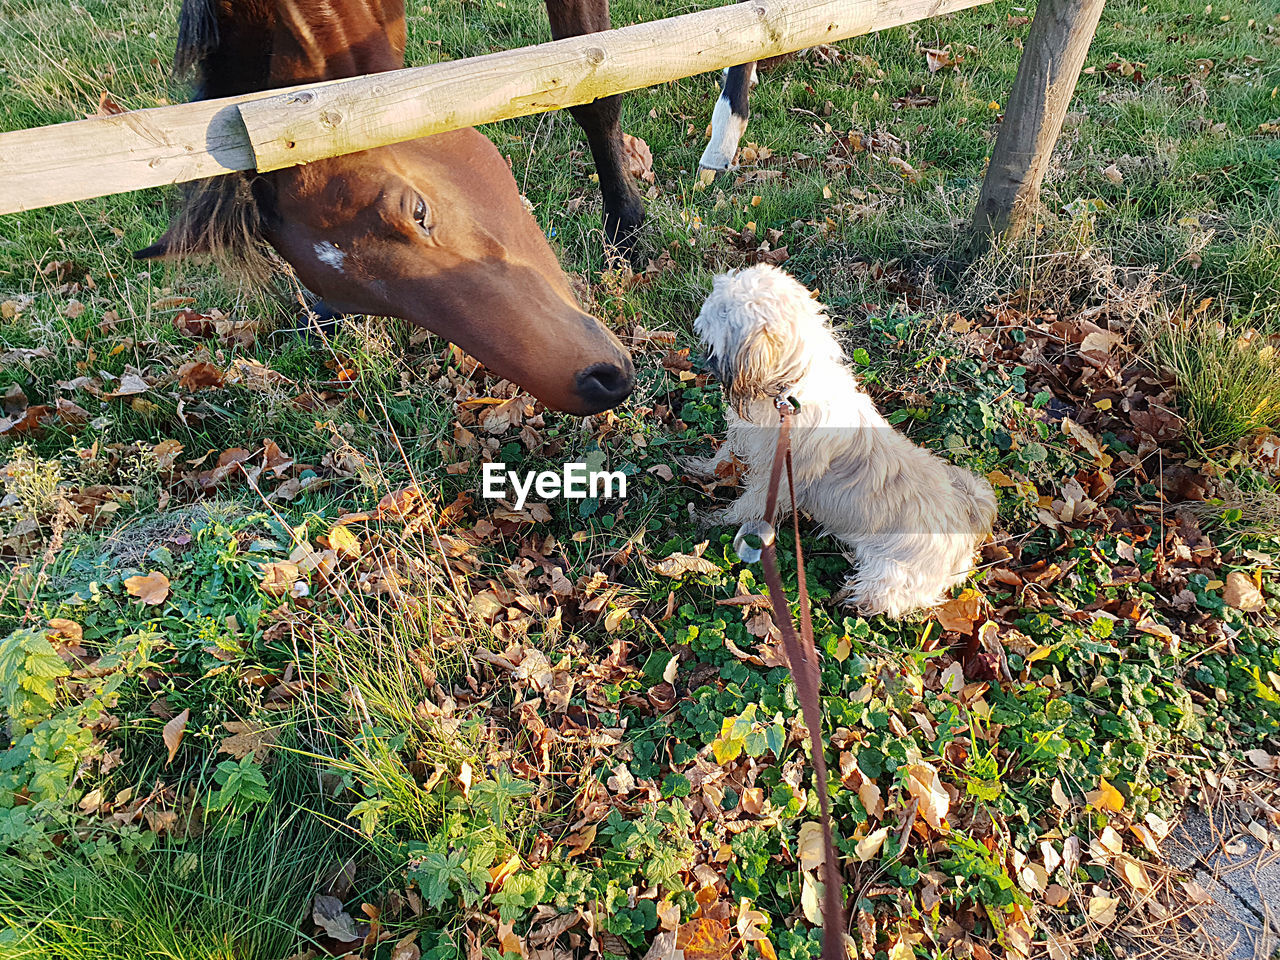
[313,240,346,272]
[699,96,748,173]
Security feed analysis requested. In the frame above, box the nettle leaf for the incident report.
[411,846,493,911]
[206,755,272,812]
[471,766,534,831]
[1,629,71,725]
[413,851,456,910]
[492,869,548,921]
[349,798,391,837]
[462,862,491,907]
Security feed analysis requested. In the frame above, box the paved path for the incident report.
[1164,805,1279,960]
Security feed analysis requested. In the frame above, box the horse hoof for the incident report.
[603,207,646,268]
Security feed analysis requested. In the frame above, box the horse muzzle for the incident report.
[571,355,635,414]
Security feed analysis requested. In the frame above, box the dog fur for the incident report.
[691,264,996,617]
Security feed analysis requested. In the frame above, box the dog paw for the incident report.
[718,504,765,528]
[695,506,734,529]
[835,579,893,618]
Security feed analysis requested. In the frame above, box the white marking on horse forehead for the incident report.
[313,240,346,272]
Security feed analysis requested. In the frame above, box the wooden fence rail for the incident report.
[0,0,992,216]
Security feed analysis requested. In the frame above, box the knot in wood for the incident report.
[319,110,343,129]
[584,45,606,65]
[286,91,315,105]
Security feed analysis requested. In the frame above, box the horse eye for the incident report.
[413,197,430,230]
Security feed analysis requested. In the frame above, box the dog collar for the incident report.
[774,388,801,412]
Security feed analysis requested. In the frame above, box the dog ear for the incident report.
[729,323,806,413]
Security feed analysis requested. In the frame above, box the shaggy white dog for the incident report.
[691,264,996,617]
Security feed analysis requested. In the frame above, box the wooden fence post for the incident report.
[969,0,1106,249]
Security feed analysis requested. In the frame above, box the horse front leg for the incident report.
[698,60,757,175]
[544,0,645,258]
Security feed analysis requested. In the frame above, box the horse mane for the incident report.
[147,0,276,276]
[143,176,277,280]
[173,0,220,81]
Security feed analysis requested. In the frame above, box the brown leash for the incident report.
[733,397,844,960]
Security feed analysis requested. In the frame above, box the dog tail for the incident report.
[949,465,997,535]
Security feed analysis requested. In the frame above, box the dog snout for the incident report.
[702,350,731,386]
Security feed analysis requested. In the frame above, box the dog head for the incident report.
[694,264,842,412]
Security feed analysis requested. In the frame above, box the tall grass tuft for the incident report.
[1150,308,1280,452]
[0,802,336,960]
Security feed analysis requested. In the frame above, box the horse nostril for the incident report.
[575,360,635,412]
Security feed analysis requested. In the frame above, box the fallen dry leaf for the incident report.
[496,920,523,955]
[259,561,303,597]
[173,309,216,339]
[321,524,362,561]
[905,762,950,831]
[653,543,719,578]
[924,45,962,72]
[219,720,279,761]
[621,133,656,184]
[1087,895,1119,927]
[93,90,125,116]
[1245,749,1280,772]
[1086,776,1125,814]
[856,826,890,861]
[675,917,734,960]
[859,780,884,820]
[125,571,171,605]
[1119,858,1153,894]
[1223,571,1265,613]
[934,588,982,633]
[163,708,189,765]
[47,618,83,643]
[797,821,825,871]
[1044,884,1070,907]
[391,932,421,960]
[106,373,151,398]
[177,361,226,392]
[312,894,363,943]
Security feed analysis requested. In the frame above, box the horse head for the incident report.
[137,0,634,415]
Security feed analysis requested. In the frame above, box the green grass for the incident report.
[0,801,340,959]
[2,0,1280,957]
[1152,304,1280,450]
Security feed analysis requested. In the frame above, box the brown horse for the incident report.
[138,0,636,416]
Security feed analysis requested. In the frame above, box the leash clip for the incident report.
[733,519,776,563]
[774,389,800,413]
